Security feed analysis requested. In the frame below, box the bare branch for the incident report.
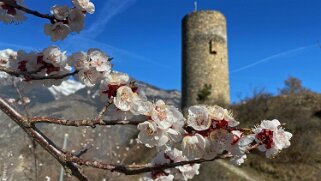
[75,146,92,157]
[0,67,79,80]
[30,117,145,127]
[0,0,56,23]
[27,70,79,80]
[67,153,229,175]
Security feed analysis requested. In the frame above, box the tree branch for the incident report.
[30,117,145,127]
[0,0,56,23]
[95,103,112,121]
[0,67,79,80]
[67,153,229,175]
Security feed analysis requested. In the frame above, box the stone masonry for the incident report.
[181,10,230,110]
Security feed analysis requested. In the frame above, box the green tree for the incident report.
[197,84,212,103]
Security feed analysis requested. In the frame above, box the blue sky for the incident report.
[1,0,321,102]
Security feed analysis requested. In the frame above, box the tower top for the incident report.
[194,1,197,12]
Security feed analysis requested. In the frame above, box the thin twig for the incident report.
[13,80,30,117]
[95,103,112,121]
[75,146,92,157]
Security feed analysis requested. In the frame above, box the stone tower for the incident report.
[181,10,230,110]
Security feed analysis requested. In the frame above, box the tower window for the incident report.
[209,40,217,54]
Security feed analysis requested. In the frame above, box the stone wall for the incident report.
[181,10,230,110]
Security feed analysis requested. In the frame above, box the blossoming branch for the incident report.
[0,46,292,181]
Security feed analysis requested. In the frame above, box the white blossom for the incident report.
[0,1,26,24]
[174,163,200,181]
[138,100,186,145]
[50,5,69,20]
[87,49,111,72]
[222,109,239,127]
[68,51,89,70]
[15,50,39,72]
[42,46,67,67]
[112,85,148,115]
[0,47,110,88]
[230,154,247,166]
[165,149,200,180]
[68,49,111,74]
[102,72,130,85]
[166,115,185,144]
[187,105,211,131]
[252,119,292,158]
[208,105,239,128]
[0,72,11,85]
[209,129,233,154]
[140,173,174,181]
[164,148,185,162]
[44,22,71,42]
[228,131,255,165]
[137,121,169,148]
[229,131,254,155]
[72,0,95,14]
[181,133,206,159]
[100,72,130,101]
[145,148,200,181]
[113,86,137,111]
[69,49,112,87]
[130,98,151,115]
[136,101,185,148]
[0,49,16,68]
[68,8,85,33]
[202,138,218,159]
[149,100,177,130]
[207,105,225,120]
[77,68,101,87]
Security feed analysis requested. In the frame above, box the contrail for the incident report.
[61,0,175,71]
[0,42,37,51]
[61,36,175,71]
[82,0,136,38]
[231,44,316,73]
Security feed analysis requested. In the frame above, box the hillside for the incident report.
[231,91,321,181]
